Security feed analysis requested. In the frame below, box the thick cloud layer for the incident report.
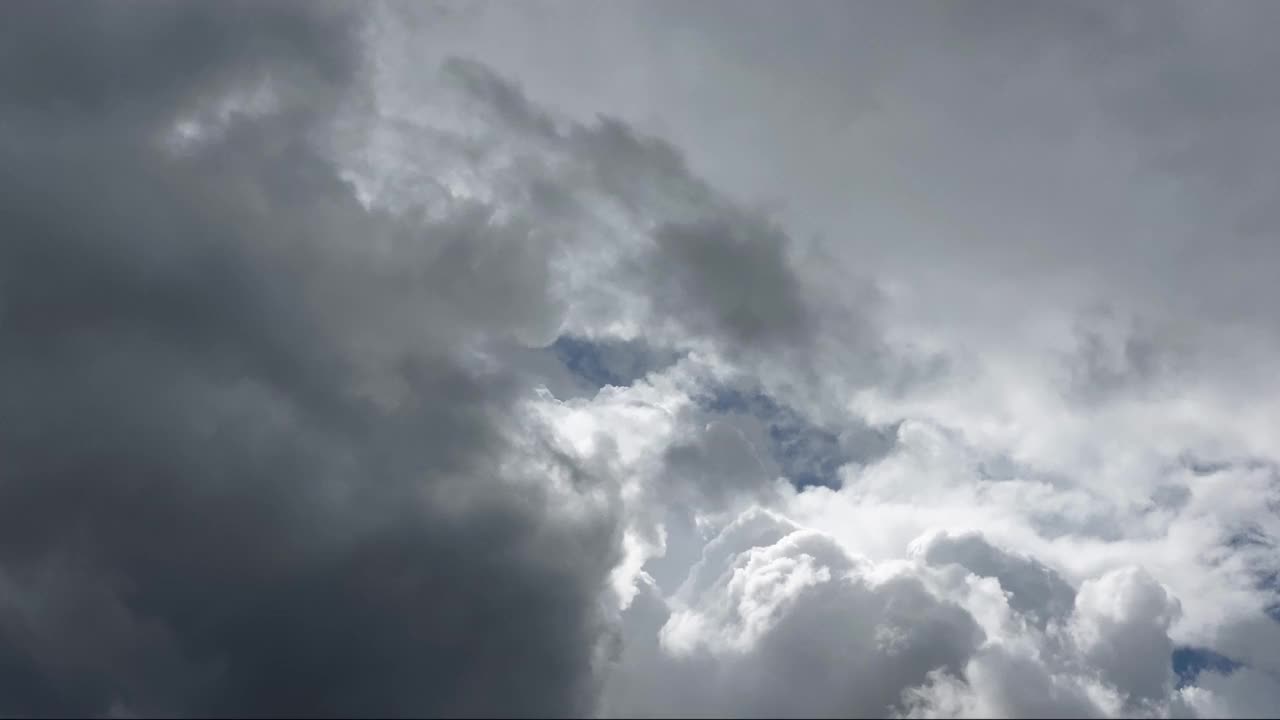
[0,4,620,716]
[4,1,1280,718]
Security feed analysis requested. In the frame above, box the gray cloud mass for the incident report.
[1,4,612,716]
[3,1,1280,718]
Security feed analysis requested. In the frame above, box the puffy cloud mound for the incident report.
[604,506,1208,718]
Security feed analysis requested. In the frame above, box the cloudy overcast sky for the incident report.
[3,1,1280,717]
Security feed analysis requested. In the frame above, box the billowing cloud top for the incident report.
[2,2,1280,718]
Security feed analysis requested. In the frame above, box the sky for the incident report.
[2,1,1280,717]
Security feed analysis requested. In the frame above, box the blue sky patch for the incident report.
[1259,570,1280,624]
[551,335,681,391]
[1172,646,1243,688]
[1265,601,1280,624]
[699,386,896,490]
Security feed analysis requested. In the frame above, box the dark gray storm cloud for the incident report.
[650,218,814,350]
[435,58,841,362]
[0,3,620,716]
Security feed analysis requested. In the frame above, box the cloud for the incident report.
[0,4,622,716]
[604,510,983,718]
[604,511,1199,718]
[1070,567,1182,704]
[912,530,1076,629]
[7,2,1280,718]
[649,218,814,349]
